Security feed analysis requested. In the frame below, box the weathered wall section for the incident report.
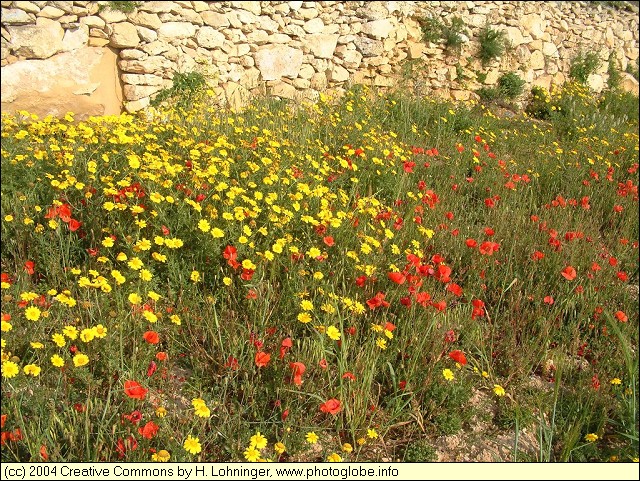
[1,1,639,118]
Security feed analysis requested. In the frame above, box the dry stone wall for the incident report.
[1,1,639,118]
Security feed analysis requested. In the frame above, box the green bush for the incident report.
[403,440,438,462]
[607,52,623,90]
[498,71,526,100]
[102,1,141,13]
[442,17,468,53]
[525,85,552,120]
[569,50,602,85]
[418,16,443,44]
[150,71,208,109]
[477,26,508,66]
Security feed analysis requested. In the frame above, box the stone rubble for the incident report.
[1,0,638,118]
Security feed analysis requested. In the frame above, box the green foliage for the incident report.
[417,16,443,44]
[625,60,639,81]
[607,52,623,91]
[477,72,525,103]
[497,71,526,100]
[418,16,467,54]
[442,17,467,53]
[569,50,602,85]
[403,439,437,462]
[477,26,508,66]
[102,1,141,13]
[525,85,552,120]
[150,71,208,109]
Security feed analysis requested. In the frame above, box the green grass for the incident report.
[1,82,638,463]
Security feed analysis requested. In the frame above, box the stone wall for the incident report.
[1,1,639,118]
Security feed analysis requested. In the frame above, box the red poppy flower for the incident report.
[124,380,148,400]
[465,238,477,248]
[366,292,390,310]
[68,219,82,232]
[484,227,495,236]
[255,351,271,368]
[615,310,628,323]
[561,266,577,281]
[289,362,306,386]
[225,355,239,370]
[39,444,48,461]
[222,245,237,261]
[143,331,160,344]
[388,272,406,284]
[147,360,157,377]
[279,337,293,359]
[449,350,467,365]
[617,271,628,282]
[479,241,500,255]
[543,295,554,305]
[138,421,159,440]
[156,351,167,361]
[319,398,342,415]
[342,371,356,381]
[123,410,142,424]
[25,261,35,275]
[319,359,328,369]
[323,236,335,247]
[446,283,463,296]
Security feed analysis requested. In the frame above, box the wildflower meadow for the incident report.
[1,81,638,463]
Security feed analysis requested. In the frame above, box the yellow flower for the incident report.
[493,384,506,397]
[584,433,598,443]
[80,328,95,343]
[274,442,286,455]
[198,219,211,232]
[250,432,268,450]
[442,368,455,381]
[152,449,170,462]
[190,270,201,283]
[610,378,622,385]
[367,429,378,439]
[51,333,66,347]
[155,406,168,418]
[128,293,142,305]
[30,342,44,349]
[300,300,314,311]
[183,435,202,455]
[327,453,342,462]
[326,326,341,340]
[2,361,20,378]
[93,324,107,338]
[211,227,224,238]
[170,314,181,325]
[306,432,319,444]
[297,312,312,323]
[1,320,13,332]
[23,364,41,376]
[193,403,211,418]
[73,353,89,367]
[223,277,232,286]
[128,257,144,270]
[244,446,261,462]
[51,355,64,367]
[102,237,115,248]
[342,443,353,453]
[25,306,41,321]
[143,311,158,323]
[376,338,387,350]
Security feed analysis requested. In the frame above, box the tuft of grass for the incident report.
[569,50,602,85]
[477,26,509,66]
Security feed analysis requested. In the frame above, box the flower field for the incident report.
[1,83,638,463]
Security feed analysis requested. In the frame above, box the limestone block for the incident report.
[7,17,64,59]
[306,33,338,59]
[110,22,139,48]
[255,44,303,80]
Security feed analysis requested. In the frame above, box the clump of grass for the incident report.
[477,72,525,103]
[569,50,602,85]
[417,16,468,54]
[477,26,509,66]
[150,71,208,110]
[101,1,141,13]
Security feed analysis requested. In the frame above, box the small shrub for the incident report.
[102,1,141,13]
[404,440,438,462]
[497,71,526,100]
[625,60,639,81]
[525,85,552,119]
[418,16,443,44]
[569,50,602,85]
[607,52,623,91]
[417,16,467,54]
[150,71,208,109]
[442,17,468,53]
[477,86,500,102]
[477,26,508,66]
